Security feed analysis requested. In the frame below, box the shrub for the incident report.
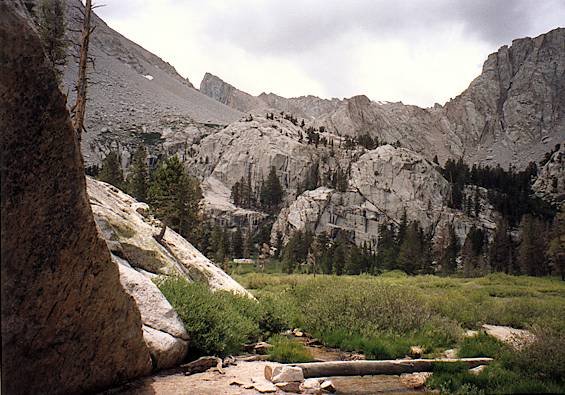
[458,333,507,358]
[156,277,259,356]
[510,326,565,383]
[268,335,314,363]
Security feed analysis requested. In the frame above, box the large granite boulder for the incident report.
[87,177,253,297]
[0,3,151,394]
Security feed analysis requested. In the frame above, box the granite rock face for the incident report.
[0,3,152,394]
[87,177,253,297]
[60,0,242,165]
[533,144,565,205]
[118,264,189,369]
[200,29,565,169]
[271,146,497,246]
[200,72,341,119]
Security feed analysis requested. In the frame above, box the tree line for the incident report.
[279,207,565,280]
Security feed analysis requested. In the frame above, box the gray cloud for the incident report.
[95,0,564,106]
[206,0,564,56]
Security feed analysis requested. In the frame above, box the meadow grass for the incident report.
[268,334,314,363]
[160,271,565,393]
[234,271,565,393]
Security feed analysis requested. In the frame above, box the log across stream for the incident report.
[287,358,493,378]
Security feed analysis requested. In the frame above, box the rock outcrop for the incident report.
[200,72,341,119]
[0,3,152,394]
[60,0,242,165]
[87,177,253,296]
[200,29,565,169]
[200,72,263,113]
[533,144,565,205]
[272,146,497,246]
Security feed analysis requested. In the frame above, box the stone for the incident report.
[482,324,534,350]
[320,380,336,392]
[253,383,277,393]
[142,326,189,369]
[118,263,189,340]
[464,330,480,338]
[409,345,425,358]
[87,177,253,298]
[399,372,433,388]
[444,349,458,358]
[0,3,151,394]
[275,381,302,393]
[269,366,305,383]
[254,341,274,354]
[469,365,488,376]
[301,378,323,392]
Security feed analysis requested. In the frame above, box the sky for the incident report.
[96,0,565,107]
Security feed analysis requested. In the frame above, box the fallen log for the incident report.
[181,356,224,375]
[288,358,493,378]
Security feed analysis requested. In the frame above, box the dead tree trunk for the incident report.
[283,358,493,379]
[72,0,93,142]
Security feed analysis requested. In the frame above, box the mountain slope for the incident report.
[200,29,565,168]
[62,0,242,164]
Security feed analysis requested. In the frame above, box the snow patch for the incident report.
[144,75,154,81]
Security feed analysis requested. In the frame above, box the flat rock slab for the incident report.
[482,324,534,349]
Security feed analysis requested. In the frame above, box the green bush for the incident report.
[156,277,260,356]
[509,326,565,383]
[458,333,507,358]
[268,335,314,363]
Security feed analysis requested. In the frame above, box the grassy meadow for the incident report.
[158,268,565,393]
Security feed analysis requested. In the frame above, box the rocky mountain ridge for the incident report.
[200,28,565,169]
[61,0,243,165]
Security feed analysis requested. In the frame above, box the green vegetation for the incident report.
[156,277,295,357]
[268,335,314,363]
[233,272,565,393]
[97,151,124,189]
[148,156,203,245]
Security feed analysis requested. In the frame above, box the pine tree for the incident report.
[243,230,255,258]
[127,146,148,201]
[461,226,486,277]
[147,156,203,245]
[231,228,243,258]
[518,215,548,276]
[98,151,124,189]
[35,0,67,83]
[210,225,226,264]
[489,218,515,273]
[397,221,423,274]
[377,223,398,270]
[437,224,459,275]
[547,206,565,280]
[260,166,283,209]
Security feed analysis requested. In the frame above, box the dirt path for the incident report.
[103,360,430,394]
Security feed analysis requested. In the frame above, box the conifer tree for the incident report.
[376,223,398,270]
[147,156,203,245]
[436,224,459,274]
[518,215,548,276]
[98,151,124,189]
[548,205,565,280]
[397,221,423,274]
[489,218,515,273]
[260,166,283,209]
[231,228,243,258]
[127,146,148,201]
[210,225,226,264]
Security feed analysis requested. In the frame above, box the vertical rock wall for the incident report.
[0,2,152,394]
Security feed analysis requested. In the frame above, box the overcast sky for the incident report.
[96,0,564,107]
